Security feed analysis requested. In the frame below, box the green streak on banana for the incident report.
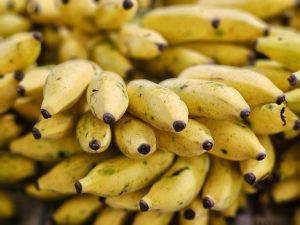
[0,151,37,184]
[86,70,128,124]
[52,194,102,225]
[140,154,209,212]
[41,59,101,118]
[0,0,27,14]
[142,5,268,44]
[93,207,130,225]
[0,191,14,219]
[25,183,66,201]
[179,64,285,107]
[58,35,88,62]
[160,78,250,121]
[271,178,300,203]
[155,118,213,157]
[0,13,30,37]
[0,114,22,148]
[76,111,112,153]
[13,96,41,121]
[132,211,174,225]
[197,118,266,161]
[127,79,188,132]
[202,157,242,211]
[180,42,254,67]
[105,188,149,211]
[0,32,42,74]
[179,197,209,225]
[112,24,168,59]
[285,88,300,114]
[113,114,157,159]
[10,133,81,162]
[27,0,61,24]
[38,150,116,194]
[76,150,175,196]
[209,212,227,225]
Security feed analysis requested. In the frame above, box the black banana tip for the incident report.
[240,108,251,121]
[74,181,82,193]
[61,0,69,4]
[138,144,151,155]
[244,172,256,185]
[156,43,168,52]
[125,68,135,79]
[103,113,116,124]
[293,119,300,130]
[247,52,256,65]
[211,18,220,29]
[98,196,106,203]
[41,109,52,119]
[32,128,41,139]
[288,74,297,86]
[276,94,285,105]
[173,120,186,132]
[184,209,196,220]
[203,197,214,209]
[123,0,134,9]
[16,85,25,96]
[256,152,266,161]
[202,140,213,151]
[13,70,24,81]
[32,31,43,42]
[89,139,101,151]
[263,27,270,36]
[139,200,149,211]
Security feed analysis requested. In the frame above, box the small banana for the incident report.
[113,114,157,158]
[140,154,209,212]
[76,151,175,196]
[58,35,88,62]
[285,88,300,114]
[86,70,128,124]
[0,114,22,148]
[155,118,214,157]
[93,207,130,225]
[27,0,61,24]
[271,178,300,203]
[13,96,41,121]
[202,157,242,210]
[160,78,250,121]
[76,111,112,153]
[25,183,66,201]
[0,13,30,37]
[0,191,15,220]
[127,79,188,132]
[0,0,27,14]
[132,211,174,225]
[179,64,285,107]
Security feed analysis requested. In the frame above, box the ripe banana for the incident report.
[271,178,300,203]
[202,157,242,210]
[0,13,30,37]
[86,70,128,124]
[155,118,214,157]
[13,96,41,121]
[140,154,209,212]
[0,0,27,14]
[0,191,14,220]
[113,114,157,158]
[179,64,285,107]
[58,35,88,62]
[127,79,188,132]
[27,0,61,24]
[160,78,250,121]
[25,183,66,201]
[285,88,300,114]
[132,211,174,225]
[76,151,175,196]
[93,207,130,225]
[0,114,22,148]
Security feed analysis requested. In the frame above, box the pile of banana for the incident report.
[1,0,300,225]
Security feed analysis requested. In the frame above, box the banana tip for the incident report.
[139,199,149,211]
[173,120,186,132]
[244,172,256,185]
[32,128,41,139]
[138,144,151,155]
[256,152,266,161]
[211,18,220,29]
[263,27,270,36]
[98,196,106,203]
[184,209,196,220]
[156,43,168,52]
[74,181,82,193]
[203,197,214,209]
[103,113,116,124]
[32,31,43,42]
[89,139,101,151]
[13,70,24,81]
[202,140,213,151]
[16,85,25,96]
[41,109,52,119]
[288,74,297,86]
[240,108,251,121]
[276,94,285,105]
[123,0,134,9]
[293,119,300,130]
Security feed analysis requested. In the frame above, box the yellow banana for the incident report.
[197,118,266,161]
[271,178,300,203]
[155,118,214,157]
[127,79,188,132]
[0,0,27,14]
[160,78,250,121]
[86,70,128,124]
[269,25,300,37]
[242,180,258,194]
[140,154,209,212]
[209,212,227,225]
[281,129,300,140]
[179,64,285,107]
[42,25,69,48]
[27,0,61,24]
[285,88,300,114]
[0,13,30,37]
[113,114,157,158]
[25,183,66,201]
[142,5,268,44]
[133,211,174,225]
[0,114,22,148]
[10,133,81,162]
[13,96,41,121]
[58,35,88,62]
[202,157,242,210]
[93,207,130,225]
[220,193,246,218]
[76,151,175,196]
[0,191,14,219]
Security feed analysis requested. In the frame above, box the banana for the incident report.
[239,136,275,185]
[295,206,300,225]
[0,191,14,219]
[10,133,81,162]
[142,5,268,44]
[155,118,214,157]
[179,197,209,225]
[0,32,42,74]
[76,150,175,196]
[113,114,157,158]
[132,211,174,225]
[93,207,130,225]
[0,13,30,37]
[25,183,66,201]
[179,64,285,107]
[105,188,149,211]
[247,103,300,135]
[140,154,209,212]
[209,212,227,225]
[0,0,27,14]
[160,78,250,121]
[289,70,300,88]
[58,35,88,62]
[285,88,300,114]
[86,70,128,124]
[281,129,300,140]
[127,79,188,132]
[269,25,300,37]
[271,178,300,203]
[41,59,101,119]
[0,151,37,183]
[0,114,22,148]
[180,42,254,67]
[202,157,242,210]
[242,180,258,194]
[38,150,117,194]
[197,118,266,161]
[12,96,41,121]
[27,0,61,24]
[220,193,246,218]
[112,24,168,59]
[52,194,102,225]
[42,25,69,48]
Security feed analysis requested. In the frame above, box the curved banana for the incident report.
[179,64,285,107]
[271,178,300,203]
[27,0,61,24]
[0,0,27,14]
[127,79,188,132]
[0,191,14,220]
[76,151,175,196]
[132,211,174,225]
[13,96,41,121]
[160,78,250,121]
[155,118,214,157]
[285,88,300,114]
[25,183,66,201]
[140,154,209,212]
[0,13,30,37]
[0,114,22,148]
[93,207,130,225]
